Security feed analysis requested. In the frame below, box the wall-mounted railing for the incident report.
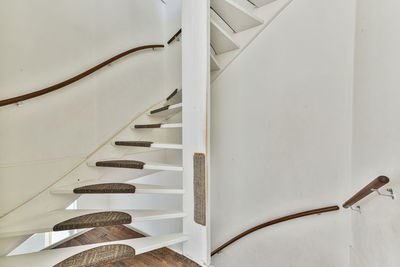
[211,205,339,256]
[0,45,164,108]
[343,176,392,209]
[167,29,182,45]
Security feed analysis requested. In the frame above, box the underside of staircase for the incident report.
[0,89,186,266]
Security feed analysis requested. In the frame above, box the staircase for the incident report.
[0,89,187,266]
[210,0,292,80]
[0,0,294,265]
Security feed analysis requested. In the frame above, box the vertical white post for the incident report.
[181,0,210,265]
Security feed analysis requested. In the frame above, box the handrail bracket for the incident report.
[371,188,395,200]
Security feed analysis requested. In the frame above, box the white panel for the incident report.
[182,0,211,265]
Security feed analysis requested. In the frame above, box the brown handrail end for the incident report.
[211,205,339,256]
[167,29,182,45]
[342,176,390,208]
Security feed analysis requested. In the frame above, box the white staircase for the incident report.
[0,89,186,266]
[210,0,293,80]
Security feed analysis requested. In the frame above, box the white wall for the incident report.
[351,0,400,266]
[0,0,181,217]
[211,0,355,266]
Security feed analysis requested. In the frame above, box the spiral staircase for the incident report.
[0,0,293,266]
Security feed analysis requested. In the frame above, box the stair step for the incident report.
[51,181,184,195]
[0,210,186,238]
[211,18,239,54]
[149,103,182,117]
[132,123,182,129]
[55,244,135,267]
[87,160,183,171]
[250,0,278,8]
[113,141,183,150]
[0,233,188,267]
[211,54,221,71]
[165,89,182,105]
[211,0,263,32]
[53,211,132,231]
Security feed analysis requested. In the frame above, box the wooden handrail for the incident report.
[0,44,164,107]
[342,176,390,208]
[167,29,182,45]
[211,205,339,256]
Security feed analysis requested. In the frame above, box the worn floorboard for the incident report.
[53,225,200,267]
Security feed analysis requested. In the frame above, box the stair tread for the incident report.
[210,18,239,54]
[51,181,184,195]
[87,160,183,171]
[0,233,188,267]
[54,244,135,267]
[251,0,278,8]
[165,89,182,105]
[133,123,182,129]
[0,210,185,238]
[114,141,183,149]
[149,103,182,116]
[211,0,263,32]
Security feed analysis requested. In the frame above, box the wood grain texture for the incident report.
[54,225,200,267]
[342,176,390,208]
[0,45,164,107]
[211,206,340,256]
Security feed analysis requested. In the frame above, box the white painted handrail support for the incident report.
[182,0,211,265]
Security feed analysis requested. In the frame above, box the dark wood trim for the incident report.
[0,45,164,107]
[167,29,182,45]
[150,105,170,114]
[114,141,154,147]
[211,206,339,256]
[342,176,390,208]
[166,88,178,101]
[95,160,145,169]
[134,123,162,129]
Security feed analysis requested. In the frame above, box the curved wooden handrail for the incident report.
[211,205,339,256]
[0,44,164,107]
[167,29,182,45]
[343,176,390,208]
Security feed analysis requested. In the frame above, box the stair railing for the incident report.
[342,176,392,209]
[211,206,339,256]
[0,44,164,108]
[167,29,182,45]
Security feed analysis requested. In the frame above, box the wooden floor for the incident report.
[53,225,200,267]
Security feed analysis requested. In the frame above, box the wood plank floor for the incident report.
[53,225,200,267]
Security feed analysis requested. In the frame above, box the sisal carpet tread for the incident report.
[53,212,132,231]
[54,244,135,267]
[74,183,136,194]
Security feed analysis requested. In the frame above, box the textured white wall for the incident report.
[211,0,355,266]
[0,0,180,217]
[351,0,400,266]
